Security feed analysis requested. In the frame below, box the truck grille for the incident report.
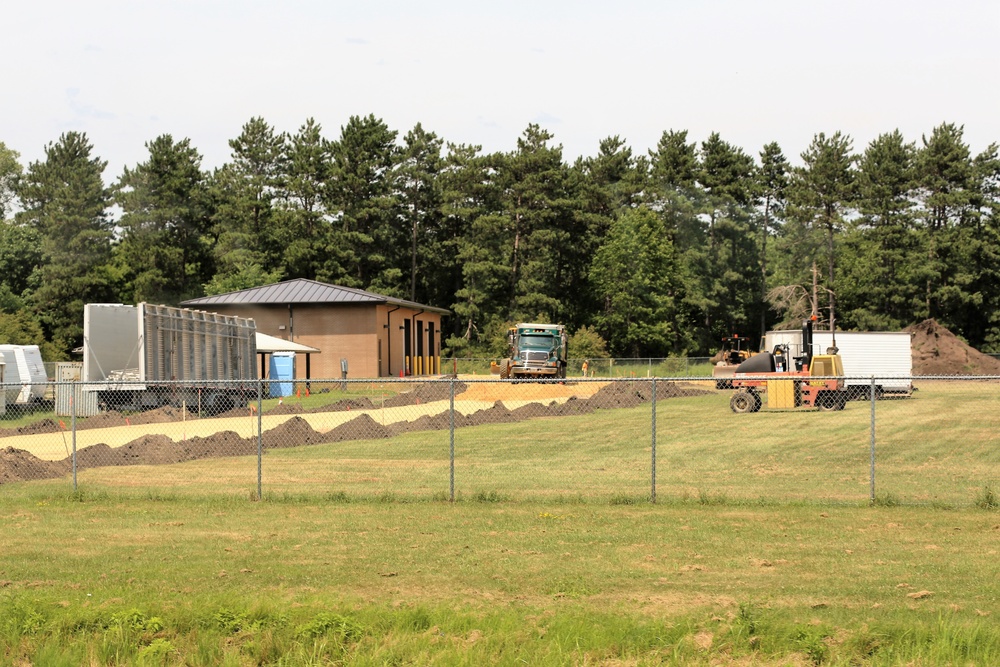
[522,351,549,363]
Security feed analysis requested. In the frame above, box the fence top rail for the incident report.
[5,374,1000,388]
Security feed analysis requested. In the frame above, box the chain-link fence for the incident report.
[443,357,714,377]
[1,376,998,507]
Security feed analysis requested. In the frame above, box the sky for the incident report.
[5,0,999,183]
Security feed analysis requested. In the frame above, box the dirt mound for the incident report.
[77,406,198,431]
[74,443,118,468]
[510,402,558,419]
[549,396,598,417]
[589,381,655,408]
[75,411,131,430]
[587,380,708,408]
[906,319,1000,375]
[0,447,68,483]
[262,416,326,449]
[0,419,62,439]
[183,431,257,459]
[264,402,305,416]
[322,414,392,442]
[389,413,453,436]
[382,382,468,407]
[308,397,377,413]
[0,379,708,484]
[465,401,515,426]
[132,405,194,424]
[80,434,186,467]
[215,406,256,419]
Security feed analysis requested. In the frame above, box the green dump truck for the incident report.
[493,323,568,380]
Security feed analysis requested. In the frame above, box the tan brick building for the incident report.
[181,279,448,379]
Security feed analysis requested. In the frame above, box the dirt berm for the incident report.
[0,380,705,485]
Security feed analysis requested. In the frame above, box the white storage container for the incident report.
[764,330,913,393]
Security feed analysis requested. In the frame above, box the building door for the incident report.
[403,318,412,375]
[416,320,425,375]
[427,323,436,375]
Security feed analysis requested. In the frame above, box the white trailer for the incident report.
[763,330,912,394]
[0,344,48,404]
[82,303,257,412]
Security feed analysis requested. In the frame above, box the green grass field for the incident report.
[2,380,1000,664]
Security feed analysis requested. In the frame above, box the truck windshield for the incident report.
[519,335,555,350]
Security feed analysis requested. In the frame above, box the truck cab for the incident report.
[497,323,568,380]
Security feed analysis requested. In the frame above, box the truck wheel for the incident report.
[817,392,838,411]
[730,391,756,414]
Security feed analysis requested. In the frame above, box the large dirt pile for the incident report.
[906,319,1000,375]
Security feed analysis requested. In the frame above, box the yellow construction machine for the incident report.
[728,319,847,413]
[712,334,756,389]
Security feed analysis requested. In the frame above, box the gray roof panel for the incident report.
[181,279,449,314]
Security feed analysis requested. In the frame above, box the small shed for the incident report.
[182,279,449,378]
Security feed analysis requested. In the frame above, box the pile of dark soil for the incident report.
[382,382,468,407]
[263,402,305,416]
[324,413,393,441]
[308,396,377,413]
[0,380,708,485]
[0,419,62,439]
[906,319,1000,375]
[0,446,69,483]
[76,406,198,431]
[261,416,330,449]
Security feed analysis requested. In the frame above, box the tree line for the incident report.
[0,117,997,361]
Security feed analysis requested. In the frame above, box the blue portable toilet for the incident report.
[268,352,295,397]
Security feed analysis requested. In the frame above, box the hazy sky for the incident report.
[6,0,999,182]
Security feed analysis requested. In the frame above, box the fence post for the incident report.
[449,378,455,502]
[651,378,657,504]
[257,379,263,501]
[869,376,876,504]
[71,388,77,492]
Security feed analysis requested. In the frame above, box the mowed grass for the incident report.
[2,493,1000,665]
[36,379,1000,508]
[3,380,1000,664]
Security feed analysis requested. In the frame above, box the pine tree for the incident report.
[915,122,975,325]
[839,130,920,330]
[324,114,399,291]
[498,125,581,324]
[442,143,505,349]
[756,142,789,338]
[16,132,113,352]
[394,123,444,302]
[783,132,855,330]
[276,118,334,280]
[650,129,698,192]
[210,117,287,290]
[114,134,214,304]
